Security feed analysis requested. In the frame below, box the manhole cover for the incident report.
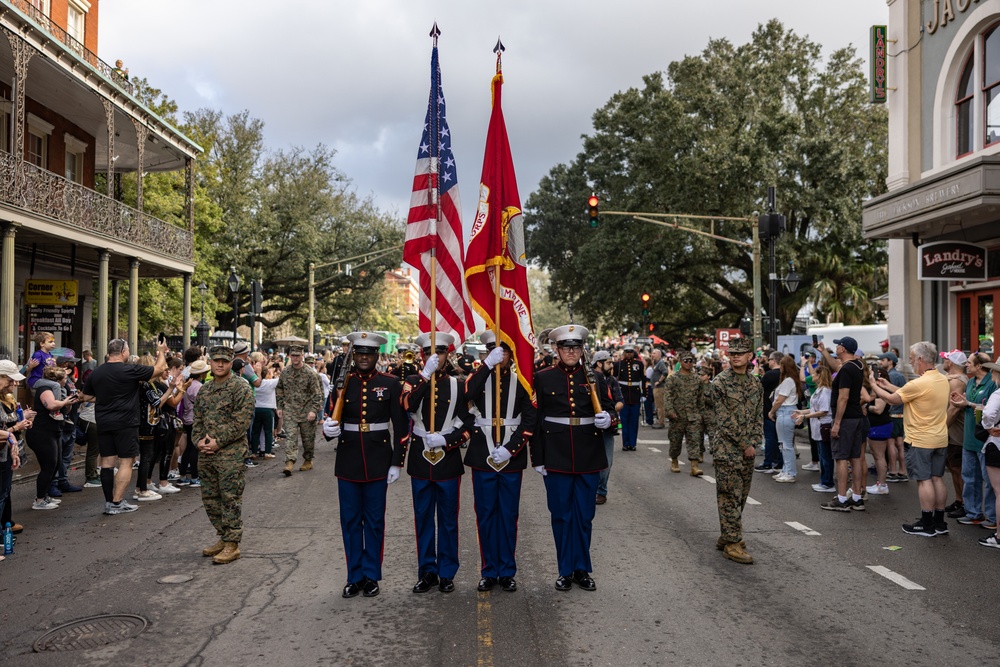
[33,614,148,652]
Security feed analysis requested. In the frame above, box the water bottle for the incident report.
[15,403,23,422]
[3,522,12,555]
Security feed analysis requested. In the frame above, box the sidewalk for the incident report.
[11,444,88,485]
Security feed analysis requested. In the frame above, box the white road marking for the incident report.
[701,475,716,484]
[785,521,821,536]
[866,565,926,591]
[647,447,662,453]
[746,497,761,506]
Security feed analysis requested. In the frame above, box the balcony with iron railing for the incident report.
[6,0,134,96]
[0,150,193,260]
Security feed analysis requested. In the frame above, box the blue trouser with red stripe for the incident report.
[411,477,461,579]
[620,402,640,449]
[337,478,388,583]
[543,471,599,576]
[472,468,522,579]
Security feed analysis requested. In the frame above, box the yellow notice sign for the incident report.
[25,280,79,306]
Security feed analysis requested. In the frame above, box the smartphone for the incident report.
[872,366,881,381]
[812,334,819,346]
[157,331,167,345]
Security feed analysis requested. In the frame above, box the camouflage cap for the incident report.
[209,345,234,361]
[727,337,752,355]
[287,344,305,355]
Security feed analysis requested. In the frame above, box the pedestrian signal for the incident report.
[588,194,600,227]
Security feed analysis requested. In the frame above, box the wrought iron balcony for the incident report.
[0,151,193,260]
[6,0,134,95]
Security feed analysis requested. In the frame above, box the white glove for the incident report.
[534,465,547,476]
[420,354,440,380]
[594,411,612,429]
[484,347,505,369]
[491,447,513,464]
[386,466,400,485]
[322,418,341,439]
[424,433,447,449]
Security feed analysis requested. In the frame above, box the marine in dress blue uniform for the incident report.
[614,346,646,451]
[322,331,410,599]
[464,331,537,593]
[401,332,474,594]
[531,325,618,592]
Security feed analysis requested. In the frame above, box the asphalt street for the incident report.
[2,426,999,666]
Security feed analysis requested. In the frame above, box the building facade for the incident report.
[0,0,200,363]
[864,0,1000,358]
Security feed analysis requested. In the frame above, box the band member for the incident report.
[401,332,474,594]
[387,343,421,382]
[531,325,617,592]
[464,331,536,593]
[321,331,410,598]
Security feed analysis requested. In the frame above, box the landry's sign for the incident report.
[918,241,988,281]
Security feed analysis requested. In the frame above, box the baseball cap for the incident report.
[878,352,898,364]
[833,337,858,354]
[0,359,26,381]
[940,349,968,365]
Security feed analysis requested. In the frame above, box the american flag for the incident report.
[403,39,474,343]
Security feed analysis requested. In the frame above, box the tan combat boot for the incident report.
[715,537,747,551]
[300,460,313,471]
[202,539,225,557]
[670,458,681,473]
[212,542,241,564]
[722,541,753,564]
[283,460,294,477]
[690,460,703,477]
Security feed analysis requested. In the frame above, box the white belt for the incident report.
[621,381,643,387]
[343,422,390,432]
[413,425,456,438]
[545,416,595,426]
[475,417,521,428]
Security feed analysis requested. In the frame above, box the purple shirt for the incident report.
[27,350,53,388]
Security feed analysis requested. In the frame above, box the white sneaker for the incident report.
[32,499,59,510]
[865,483,889,495]
[774,474,796,483]
[167,470,180,481]
[43,496,62,505]
[154,483,181,494]
[133,490,162,501]
[801,462,820,471]
[812,483,837,493]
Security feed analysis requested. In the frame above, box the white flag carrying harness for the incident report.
[473,369,520,471]
[412,376,463,465]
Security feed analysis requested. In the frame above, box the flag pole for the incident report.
[492,40,504,448]
[428,22,441,434]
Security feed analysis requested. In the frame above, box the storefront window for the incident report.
[958,55,975,155]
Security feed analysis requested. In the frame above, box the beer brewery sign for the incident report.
[918,241,988,281]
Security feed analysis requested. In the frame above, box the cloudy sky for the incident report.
[101,0,889,226]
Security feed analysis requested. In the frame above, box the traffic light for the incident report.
[250,280,263,313]
[588,194,600,228]
[757,212,786,239]
[641,293,651,318]
[648,322,655,333]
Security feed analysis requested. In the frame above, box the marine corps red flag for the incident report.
[465,56,536,397]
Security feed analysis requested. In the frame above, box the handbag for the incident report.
[975,420,991,443]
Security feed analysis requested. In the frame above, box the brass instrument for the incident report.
[403,349,416,364]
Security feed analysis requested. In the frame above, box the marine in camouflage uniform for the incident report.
[276,344,324,474]
[663,351,706,475]
[706,337,762,564]
[194,346,256,564]
[696,365,715,458]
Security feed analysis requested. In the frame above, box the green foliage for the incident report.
[525,19,888,344]
[122,88,403,340]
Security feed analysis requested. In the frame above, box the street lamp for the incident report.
[783,264,800,293]
[196,281,210,348]
[228,267,240,347]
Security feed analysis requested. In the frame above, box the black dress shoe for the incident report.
[362,578,380,597]
[555,576,573,591]
[342,581,362,598]
[499,576,517,592]
[438,577,455,593]
[412,573,440,593]
[572,570,596,591]
[477,577,497,591]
